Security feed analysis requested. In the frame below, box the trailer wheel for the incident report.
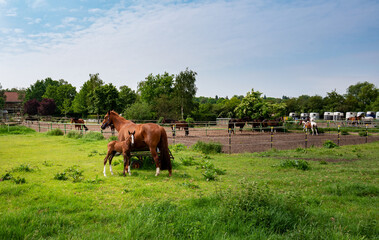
[131,160,143,169]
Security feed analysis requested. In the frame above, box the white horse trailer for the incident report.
[357,112,365,117]
[289,112,298,120]
[324,112,333,120]
[300,113,309,120]
[376,112,379,120]
[366,111,375,118]
[346,112,357,119]
[333,112,343,121]
[309,112,319,120]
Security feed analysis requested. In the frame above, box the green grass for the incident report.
[0,127,378,239]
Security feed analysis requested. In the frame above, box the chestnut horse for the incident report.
[101,111,172,176]
[103,131,135,177]
[70,118,88,131]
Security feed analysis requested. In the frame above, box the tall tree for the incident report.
[24,78,60,102]
[90,83,119,116]
[118,85,137,112]
[0,83,4,109]
[346,81,378,111]
[235,89,265,119]
[43,82,76,114]
[72,73,104,116]
[138,72,174,105]
[173,68,197,119]
[38,99,56,116]
[24,99,40,115]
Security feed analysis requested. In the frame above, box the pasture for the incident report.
[0,127,378,239]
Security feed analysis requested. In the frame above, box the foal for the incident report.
[103,131,135,177]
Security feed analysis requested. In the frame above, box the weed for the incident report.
[0,172,13,181]
[359,131,368,137]
[170,143,187,152]
[42,161,53,167]
[54,172,68,181]
[180,156,195,166]
[13,177,26,184]
[12,163,36,172]
[181,181,200,189]
[85,175,103,184]
[323,140,338,148]
[81,132,105,141]
[46,128,64,136]
[88,150,98,157]
[319,160,328,165]
[66,131,82,139]
[192,141,222,154]
[341,129,349,135]
[278,159,310,170]
[202,169,217,181]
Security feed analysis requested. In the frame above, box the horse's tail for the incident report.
[158,127,172,173]
[83,125,88,131]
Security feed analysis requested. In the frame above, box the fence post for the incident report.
[270,127,274,149]
[337,125,340,146]
[173,124,176,145]
[206,122,208,137]
[305,128,308,148]
[38,122,40,132]
[228,128,232,154]
[366,124,368,143]
[64,123,66,134]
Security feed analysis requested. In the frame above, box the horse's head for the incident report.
[128,130,136,146]
[101,111,112,130]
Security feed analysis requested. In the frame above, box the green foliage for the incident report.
[81,131,105,141]
[341,129,349,135]
[124,101,154,120]
[323,140,338,148]
[108,135,118,141]
[54,172,68,181]
[180,156,195,166]
[46,128,64,136]
[0,172,13,181]
[13,176,26,184]
[185,117,195,128]
[192,141,222,154]
[66,130,82,139]
[359,130,368,137]
[278,159,310,170]
[0,125,35,135]
[327,183,378,197]
[198,160,226,181]
[180,181,200,189]
[54,165,84,182]
[12,164,36,172]
[174,68,197,119]
[170,143,187,152]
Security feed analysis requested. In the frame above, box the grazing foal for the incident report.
[103,131,135,177]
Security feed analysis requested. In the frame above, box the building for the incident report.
[3,92,23,114]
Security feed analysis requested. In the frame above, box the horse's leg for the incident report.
[103,154,109,177]
[149,147,160,176]
[109,154,115,175]
[126,155,131,176]
[123,154,127,177]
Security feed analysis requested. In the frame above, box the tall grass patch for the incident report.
[192,141,222,154]
[81,131,105,141]
[46,128,64,136]
[0,125,35,135]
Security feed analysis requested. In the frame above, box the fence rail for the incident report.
[18,120,379,154]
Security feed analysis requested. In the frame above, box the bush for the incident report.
[359,131,368,137]
[341,129,349,135]
[13,177,26,184]
[186,117,195,128]
[0,172,13,181]
[323,140,338,148]
[12,164,36,172]
[0,125,35,135]
[66,131,82,139]
[192,141,222,154]
[46,128,64,136]
[170,143,187,152]
[81,131,105,141]
[180,156,195,166]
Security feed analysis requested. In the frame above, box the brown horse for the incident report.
[162,119,189,136]
[70,118,88,131]
[103,131,135,177]
[101,111,172,176]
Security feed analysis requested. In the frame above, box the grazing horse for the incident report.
[228,117,250,134]
[103,131,135,177]
[70,118,88,131]
[162,118,189,136]
[347,116,362,126]
[302,120,318,135]
[101,111,172,177]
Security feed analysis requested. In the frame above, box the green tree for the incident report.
[90,83,119,116]
[138,72,174,105]
[118,85,137,112]
[173,68,197,119]
[235,89,265,119]
[124,101,154,120]
[323,90,346,112]
[346,81,378,111]
[154,94,179,119]
[24,78,60,102]
[72,73,104,116]
[43,82,76,115]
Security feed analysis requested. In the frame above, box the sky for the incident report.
[0,0,378,98]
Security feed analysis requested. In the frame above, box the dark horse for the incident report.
[70,118,88,131]
[162,118,189,136]
[101,111,172,176]
[228,117,250,134]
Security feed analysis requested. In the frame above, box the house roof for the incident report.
[4,92,22,103]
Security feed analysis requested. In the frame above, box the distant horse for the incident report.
[347,116,362,126]
[162,118,189,136]
[70,118,88,131]
[101,111,172,176]
[103,131,135,177]
[228,118,247,134]
[302,119,318,135]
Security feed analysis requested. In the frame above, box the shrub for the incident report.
[54,172,68,181]
[341,129,349,135]
[12,164,36,172]
[46,128,64,136]
[192,141,222,154]
[180,156,195,166]
[279,159,310,171]
[186,117,195,128]
[323,140,338,148]
[0,125,35,135]
[170,143,187,152]
[0,172,13,181]
[81,131,105,141]
[359,131,368,137]
[13,177,26,184]
[66,131,82,139]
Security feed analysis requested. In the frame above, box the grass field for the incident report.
[0,126,378,239]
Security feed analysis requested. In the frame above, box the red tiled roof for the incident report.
[4,92,22,103]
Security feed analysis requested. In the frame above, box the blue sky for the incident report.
[0,0,378,98]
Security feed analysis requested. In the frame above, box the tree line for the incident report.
[1,74,378,121]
